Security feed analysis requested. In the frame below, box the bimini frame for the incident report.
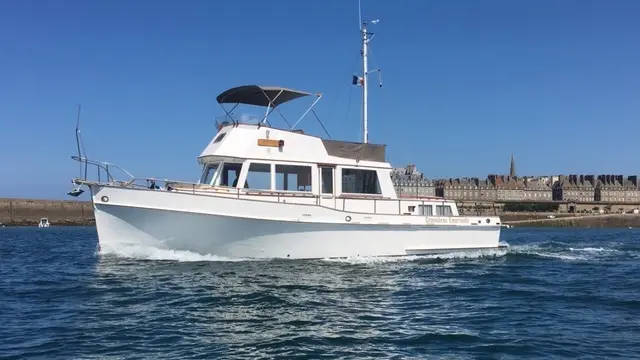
[215,85,330,137]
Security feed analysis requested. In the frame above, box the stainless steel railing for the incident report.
[71,156,478,218]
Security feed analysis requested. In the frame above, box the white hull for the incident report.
[92,186,502,260]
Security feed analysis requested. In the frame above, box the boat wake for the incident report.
[95,237,637,264]
[504,242,634,262]
[321,248,509,265]
[97,240,510,264]
[97,242,251,262]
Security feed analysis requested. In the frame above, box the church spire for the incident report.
[509,153,516,177]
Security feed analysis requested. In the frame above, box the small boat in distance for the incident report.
[67,17,506,259]
[38,218,50,228]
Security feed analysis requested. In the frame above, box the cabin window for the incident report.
[213,132,227,143]
[418,205,433,216]
[436,205,453,217]
[201,163,219,185]
[245,163,271,190]
[321,167,333,194]
[218,162,243,187]
[341,168,381,195]
[275,164,312,192]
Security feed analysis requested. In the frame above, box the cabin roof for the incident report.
[198,124,390,167]
[322,139,386,162]
[216,85,311,107]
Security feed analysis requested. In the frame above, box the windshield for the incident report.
[200,163,220,185]
[218,163,243,187]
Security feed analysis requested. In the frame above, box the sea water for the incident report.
[1,227,639,359]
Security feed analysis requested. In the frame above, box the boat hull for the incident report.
[91,186,502,260]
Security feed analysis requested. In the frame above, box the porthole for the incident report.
[345,216,352,222]
[101,196,109,202]
[486,218,491,223]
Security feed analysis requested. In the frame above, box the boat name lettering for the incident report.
[425,217,469,225]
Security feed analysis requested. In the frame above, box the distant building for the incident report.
[553,175,596,202]
[595,175,624,202]
[624,176,640,203]
[595,175,640,203]
[488,175,525,201]
[398,154,640,204]
[436,178,496,201]
[391,164,436,198]
[523,177,553,201]
[509,154,516,177]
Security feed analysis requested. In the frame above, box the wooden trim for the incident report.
[257,139,282,147]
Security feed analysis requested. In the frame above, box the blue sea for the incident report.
[1,227,639,359]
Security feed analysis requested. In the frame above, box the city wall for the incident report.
[505,214,640,228]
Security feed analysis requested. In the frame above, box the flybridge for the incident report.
[210,84,388,163]
[214,84,329,137]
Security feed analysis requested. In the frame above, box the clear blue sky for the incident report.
[1,0,639,199]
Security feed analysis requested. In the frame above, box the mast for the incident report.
[361,21,369,144]
[356,13,380,144]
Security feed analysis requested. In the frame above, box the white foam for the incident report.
[530,252,587,261]
[321,248,508,265]
[321,255,422,264]
[569,247,619,253]
[508,243,623,261]
[424,248,508,259]
[99,243,252,262]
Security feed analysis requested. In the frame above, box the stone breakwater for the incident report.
[0,198,94,226]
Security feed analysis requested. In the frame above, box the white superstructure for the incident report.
[68,16,505,259]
